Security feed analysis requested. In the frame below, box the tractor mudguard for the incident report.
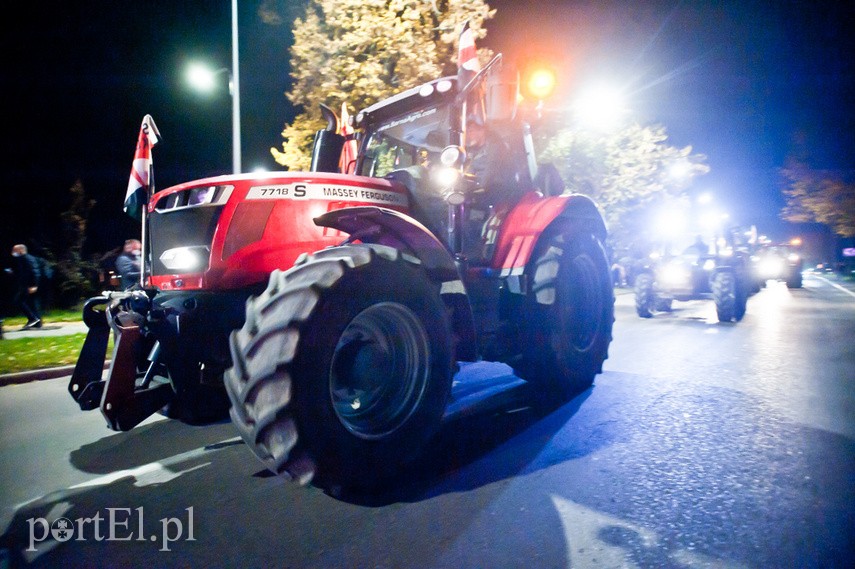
[314,206,459,281]
[314,206,478,361]
[492,192,607,277]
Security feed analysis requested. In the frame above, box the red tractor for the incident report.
[70,55,614,491]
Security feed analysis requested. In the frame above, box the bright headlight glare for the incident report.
[702,259,716,271]
[759,258,784,277]
[160,246,208,272]
[432,166,460,187]
[660,263,689,287]
[787,253,800,262]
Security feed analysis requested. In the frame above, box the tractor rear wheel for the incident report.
[225,244,453,490]
[786,271,803,289]
[516,228,614,403]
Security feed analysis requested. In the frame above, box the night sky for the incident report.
[2,0,852,257]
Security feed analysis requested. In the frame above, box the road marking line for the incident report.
[12,437,243,512]
[814,275,855,299]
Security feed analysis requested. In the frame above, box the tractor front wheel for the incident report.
[225,244,453,491]
[712,270,737,322]
[634,273,656,318]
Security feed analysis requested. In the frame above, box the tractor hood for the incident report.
[146,171,409,291]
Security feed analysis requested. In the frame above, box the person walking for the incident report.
[9,244,42,329]
[115,239,142,290]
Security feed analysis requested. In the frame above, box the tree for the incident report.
[54,180,98,307]
[538,122,709,249]
[781,165,855,238]
[271,0,495,170]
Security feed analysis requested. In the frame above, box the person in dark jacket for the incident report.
[10,244,42,329]
[115,239,142,290]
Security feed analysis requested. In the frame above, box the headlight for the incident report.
[702,259,716,271]
[432,166,460,188]
[758,257,784,277]
[787,253,800,263]
[659,263,690,287]
[159,246,209,272]
[440,145,465,167]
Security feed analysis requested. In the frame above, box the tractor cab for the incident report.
[312,57,543,263]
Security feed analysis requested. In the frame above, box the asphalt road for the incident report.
[0,274,853,568]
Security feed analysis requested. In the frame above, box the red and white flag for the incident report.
[339,102,357,174]
[124,114,161,220]
[457,20,481,89]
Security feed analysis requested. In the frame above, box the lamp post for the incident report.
[230,0,240,174]
[185,0,241,174]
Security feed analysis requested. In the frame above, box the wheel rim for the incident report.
[560,252,603,351]
[329,302,431,439]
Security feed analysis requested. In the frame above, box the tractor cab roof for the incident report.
[355,77,458,153]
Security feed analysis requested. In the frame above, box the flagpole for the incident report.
[140,206,148,289]
[231,0,241,174]
[124,115,160,289]
[139,161,154,288]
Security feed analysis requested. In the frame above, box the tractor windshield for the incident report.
[358,126,442,178]
[355,78,457,177]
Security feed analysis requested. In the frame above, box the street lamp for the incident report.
[185,0,241,174]
[573,82,627,131]
[696,192,713,206]
[187,63,229,94]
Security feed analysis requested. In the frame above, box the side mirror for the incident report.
[485,64,518,122]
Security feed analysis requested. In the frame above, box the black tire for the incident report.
[655,297,673,312]
[516,228,614,402]
[225,244,453,490]
[786,271,803,288]
[634,272,656,318]
[712,270,737,322]
[734,273,748,321]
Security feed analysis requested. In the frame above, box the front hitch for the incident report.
[68,292,175,431]
[69,296,111,408]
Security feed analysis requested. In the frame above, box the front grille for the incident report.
[148,206,224,275]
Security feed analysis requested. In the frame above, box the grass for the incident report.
[2,306,86,327]
[0,333,89,374]
[0,305,113,375]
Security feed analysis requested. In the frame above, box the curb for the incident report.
[0,362,111,387]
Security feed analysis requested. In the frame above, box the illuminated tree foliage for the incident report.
[538,123,709,247]
[271,0,495,170]
[781,165,855,238]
